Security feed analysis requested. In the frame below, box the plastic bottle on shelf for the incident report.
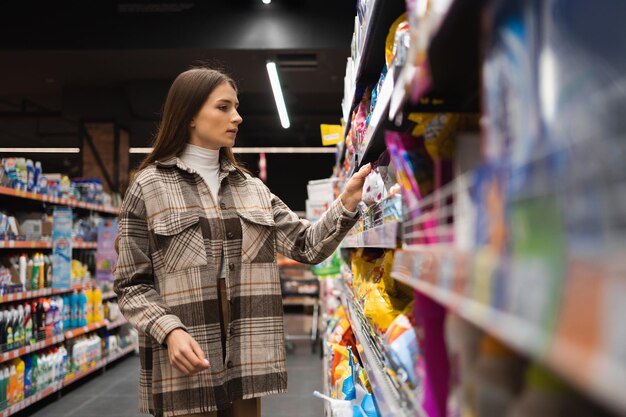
[93,287,104,323]
[15,357,24,402]
[44,298,53,338]
[465,335,525,417]
[33,162,42,194]
[23,355,32,398]
[0,311,5,352]
[26,258,34,292]
[62,294,71,330]
[45,255,53,288]
[36,299,46,340]
[38,254,45,290]
[84,287,94,324]
[70,291,79,329]
[0,366,6,409]
[15,305,24,348]
[23,303,32,345]
[31,255,38,290]
[26,159,35,192]
[30,354,38,393]
[58,345,67,381]
[8,364,16,405]
[77,290,88,327]
[54,296,63,334]
[6,307,15,351]
[18,254,27,291]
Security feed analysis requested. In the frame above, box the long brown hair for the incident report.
[137,67,247,173]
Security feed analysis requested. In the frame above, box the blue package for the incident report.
[361,393,380,417]
[352,405,365,417]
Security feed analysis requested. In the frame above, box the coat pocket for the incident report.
[151,211,207,272]
[237,210,276,264]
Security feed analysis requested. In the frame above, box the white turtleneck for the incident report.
[180,143,221,201]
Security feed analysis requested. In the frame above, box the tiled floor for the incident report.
[24,314,324,417]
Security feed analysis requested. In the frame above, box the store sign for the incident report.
[96,219,118,284]
[52,207,73,289]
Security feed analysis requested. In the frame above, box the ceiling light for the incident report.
[266,61,290,129]
[0,147,80,154]
[128,147,336,154]
[262,0,271,4]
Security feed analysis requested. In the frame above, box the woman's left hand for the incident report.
[340,163,372,212]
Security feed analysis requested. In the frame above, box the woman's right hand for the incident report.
[165,328,210,375]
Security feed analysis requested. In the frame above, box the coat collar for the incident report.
[155,155,246,180]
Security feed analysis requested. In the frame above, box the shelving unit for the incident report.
[0,186,120,215]
[106,317,128,331]
[0,168,129,416]
[341,221,400,249]
[64,320,108,340]
[0,241,97,249]
[332,0,626,416]
[0,344,137,417]
[391,248,626,415]
[0,381,64,417]
[0,335,65,364]
[342,0,406,137]
[339,283,424,417]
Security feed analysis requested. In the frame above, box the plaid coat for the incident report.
[114,156,357,416]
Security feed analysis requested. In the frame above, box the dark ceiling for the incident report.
[0,0,357,210]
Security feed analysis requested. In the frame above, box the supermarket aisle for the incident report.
[25,327,323,417]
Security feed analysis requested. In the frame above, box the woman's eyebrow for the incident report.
[216,98,239,106]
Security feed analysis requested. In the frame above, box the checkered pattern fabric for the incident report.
[114,156,358,416]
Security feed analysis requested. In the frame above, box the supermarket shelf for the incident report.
[0,380,64,417]
[357,66,395,167]
[391,250,626,415]
[72,241,97,249]
[0,335,65,364]
[0,240,97,249]
[64,320,108,340]
[0,288,55,303]
[342,0,406,138]
[340,286,424,417]
[0,344,138,417]
[341,221,400,249]
[0,241,51,249]
[63,359,106,388]
[106,317,128,330]
[0,186,120,215]
[106,344,136,364]
[0,281,96,305]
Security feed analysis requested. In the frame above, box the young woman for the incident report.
[114,67,370,417]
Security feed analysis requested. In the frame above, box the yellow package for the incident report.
[363,284,398,334]
[385,13,408,68]
[358,368,372,393]
[351,249,384,301]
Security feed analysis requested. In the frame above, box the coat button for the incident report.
[220,202,226,209]
[227,360,234,368]
[229,263,235,271]
[226,232,234,239]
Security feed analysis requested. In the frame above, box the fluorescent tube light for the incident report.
[266,61,290,129]
[128,147,335,154]
[0,147,80,154]
[129,147,153,154]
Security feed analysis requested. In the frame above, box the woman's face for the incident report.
[189,81,243,150]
